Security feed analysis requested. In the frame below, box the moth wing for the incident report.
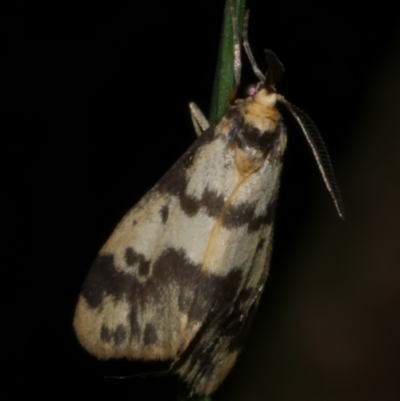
[74,129,223,361]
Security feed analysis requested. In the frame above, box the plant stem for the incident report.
[209,0,246,123]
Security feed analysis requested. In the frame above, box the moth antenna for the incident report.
[228,0,242,87]
[278,95,345,219]
[242,10,265,82]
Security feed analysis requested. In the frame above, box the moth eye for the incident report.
[245,84,258,97]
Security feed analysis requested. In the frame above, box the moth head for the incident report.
[243,48,285,103]
[243,49,284,99]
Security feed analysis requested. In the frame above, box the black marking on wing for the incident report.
[143,323,159,345]
[100,324,127,346]
[125,247,150,276]
[160,204,169,224]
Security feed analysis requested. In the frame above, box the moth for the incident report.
[73,9,343,396]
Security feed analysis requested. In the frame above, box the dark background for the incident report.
[2,1,400,400]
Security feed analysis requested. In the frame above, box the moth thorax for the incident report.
[233,89,282,175]
[242,89,279,134]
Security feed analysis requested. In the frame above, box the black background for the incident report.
[2,1,400,400]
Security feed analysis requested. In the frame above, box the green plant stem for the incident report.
[209,0,246,123]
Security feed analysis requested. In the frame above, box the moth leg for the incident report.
[189,102,210,137]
